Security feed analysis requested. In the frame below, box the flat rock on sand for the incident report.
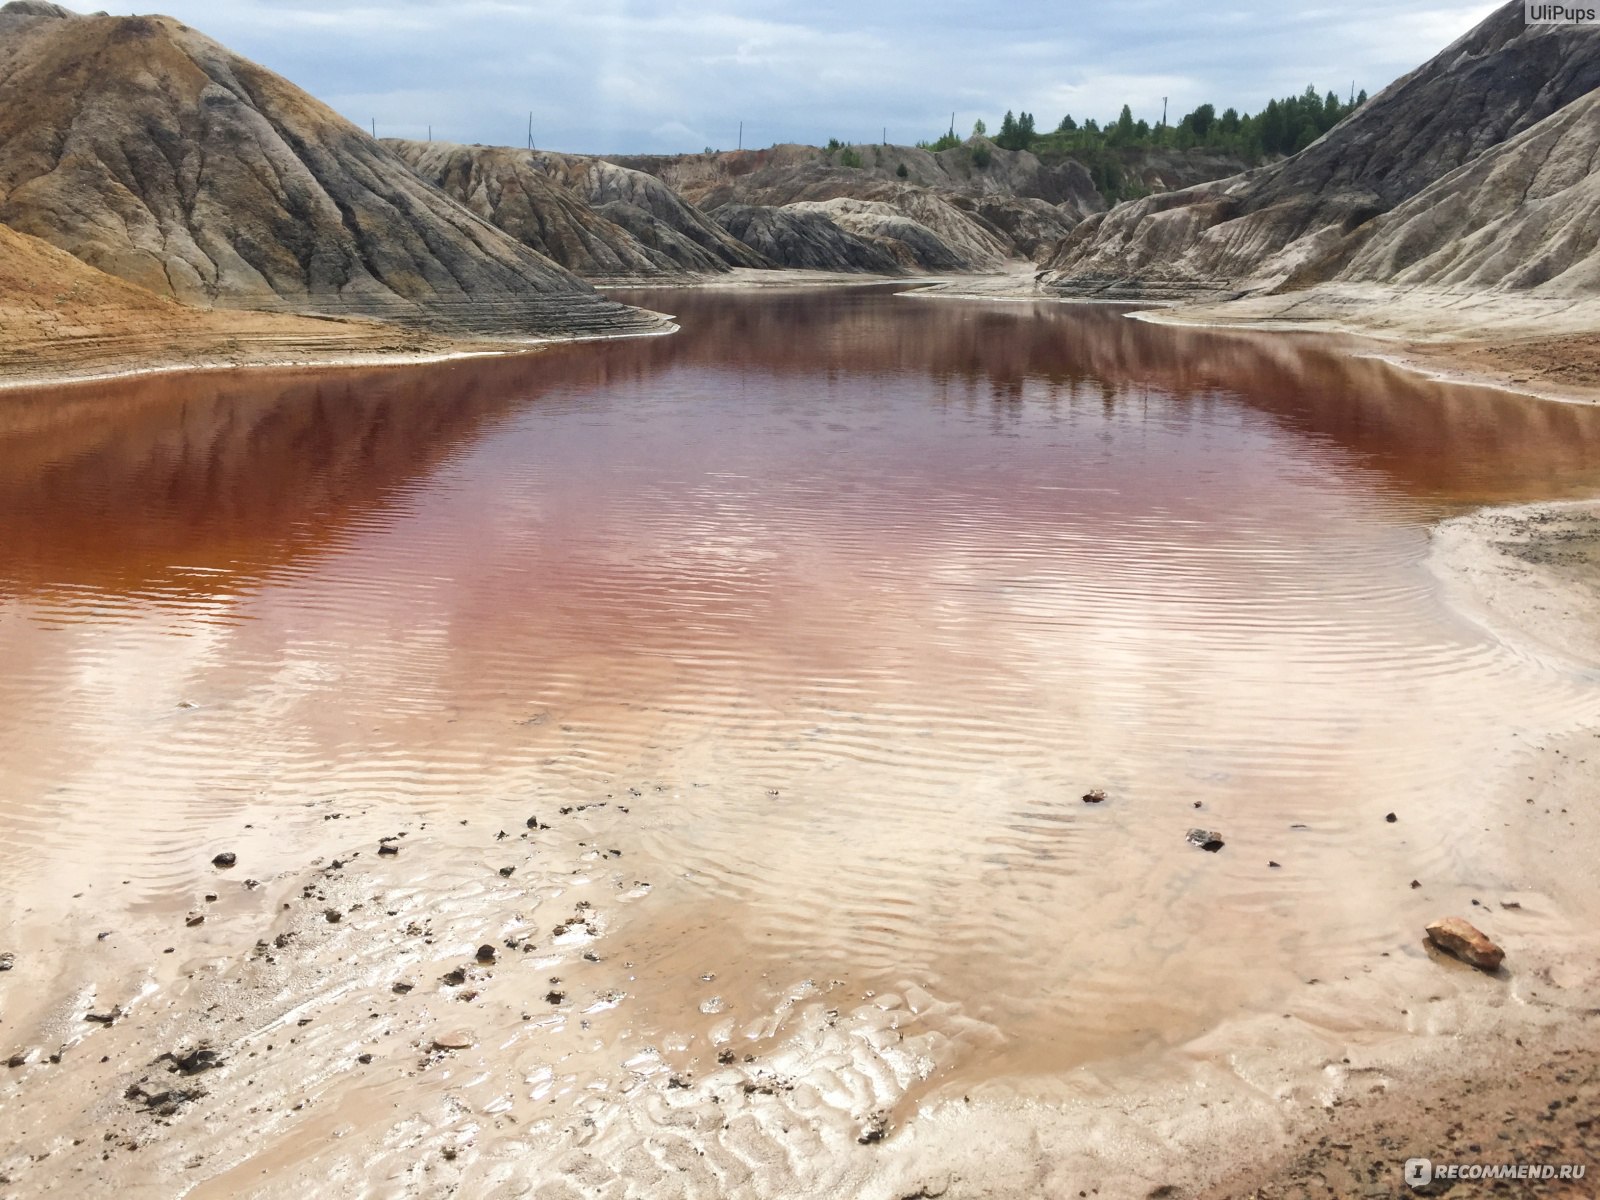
[1425,916,1505,971]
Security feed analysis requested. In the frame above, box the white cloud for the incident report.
[77,0,1497,153]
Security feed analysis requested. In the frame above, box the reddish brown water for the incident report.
[5,289,1600,1196]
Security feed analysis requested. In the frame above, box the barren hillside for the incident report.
[0,2,663,337]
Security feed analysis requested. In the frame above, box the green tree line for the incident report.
[919,85,1368,162]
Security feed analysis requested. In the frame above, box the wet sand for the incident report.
[2,290,1600,1197]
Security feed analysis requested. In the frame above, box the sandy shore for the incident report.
[1192,502,1600,1197]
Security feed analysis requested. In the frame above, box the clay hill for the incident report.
[0,2,661,338]
[389,138,1143,279]
[388,142,769,278]
[1039,0,1600,303]
[0,221,459,386]
[618,141,1107,265]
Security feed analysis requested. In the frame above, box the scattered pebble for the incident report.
[1385,813,1398,824]
[1186,828,1225,852]
[475,945,497,964]
[1082,789,1107,804]
[431,1032,473,1051]
[212,852,237,869]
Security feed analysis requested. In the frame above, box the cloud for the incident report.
[78,0,1498,153]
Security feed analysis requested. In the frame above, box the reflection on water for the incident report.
[4,288,1600,1086]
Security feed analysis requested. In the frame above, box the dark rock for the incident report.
[126,1082,202,1116]
[0,952,13,971]
[6,1051,31,1068]
[1082,789,1107,804]
[1386,813,1398,823]
[323,909,342,924]
[377,844,399,857]
[545,990,566,1005]
[475,944,497,964]
[1186,829,1225,852]
[185,914,205,927]
[212,852,237,868]
[498,866,515,878]
[392,981,415,994]
[84,1008,122,1025]
[158,1046,222,1075]
[441,968,467,987]
[358,1052,373,1064]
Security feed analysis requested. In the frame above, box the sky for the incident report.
[81,0,1500,155]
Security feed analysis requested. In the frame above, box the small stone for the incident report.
[392,981,415,994]
[1186,829,1225,852]
[1268,861,1281,869]
[357,1053,373,1064]
[431,1032,473,1052]
[0,952,13,971]
[526,817,539,829]
[441,968,467,987]
[377,844,398,857]
[1082,789,1107,804]
[475,944,497,964]
[1410,880,1422,889]
[498,866,515,878]
[1425,917,1504,972]
[6,1051,31,1068]
[546,991,566,1005]
[186,914,205,927]
[324,909,342,924]
[212,852,237,869]
[1385,813,1398,824]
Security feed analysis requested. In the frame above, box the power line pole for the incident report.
[527,112,533,151]
[370,117,376,138]
[738,120,743,150]
[1161,97,1167,127]
[428,124,432,143]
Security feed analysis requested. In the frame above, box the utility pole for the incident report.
[428,124,432,143]
[1161,97,1167,127]
[883,126,887,145]
[371,117,376,138]
[738,120,743,150]
[527,112,534,151]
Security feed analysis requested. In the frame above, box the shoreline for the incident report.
[1190,499,1600,1197]
[0,320,681,396]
